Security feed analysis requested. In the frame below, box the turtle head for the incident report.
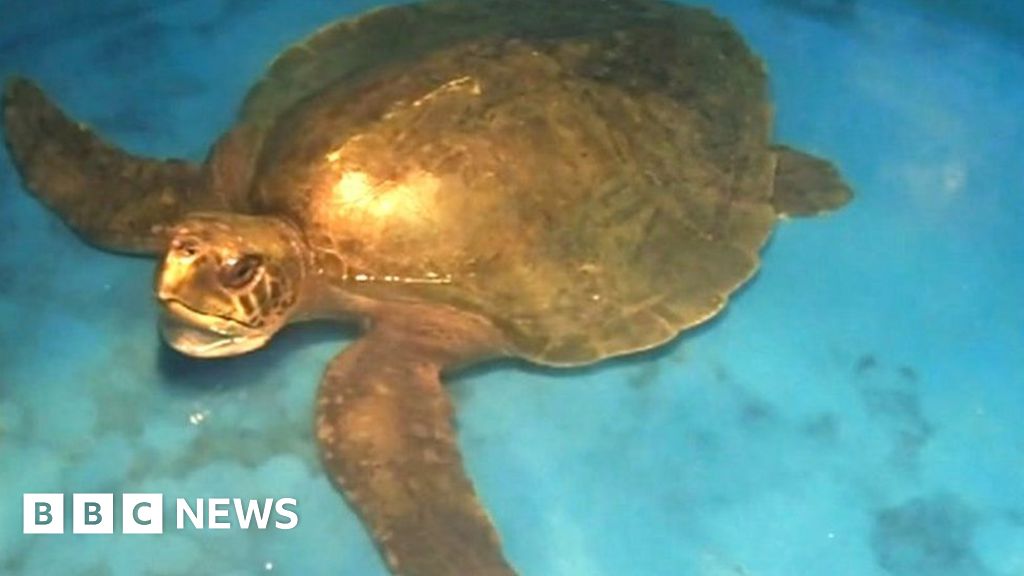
[155,213,308,358]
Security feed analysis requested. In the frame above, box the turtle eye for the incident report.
[171,237,200,258]
[220,254,263,289]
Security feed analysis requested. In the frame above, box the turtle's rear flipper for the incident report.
[2,78,221,254]
[771,145,853,217]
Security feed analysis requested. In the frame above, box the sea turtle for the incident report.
[2,0,852,574]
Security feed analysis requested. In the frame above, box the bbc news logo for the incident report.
[23,494,299,534]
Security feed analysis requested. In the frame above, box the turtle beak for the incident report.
[158,301,269,358]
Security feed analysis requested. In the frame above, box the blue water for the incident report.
[1,1,1022,574]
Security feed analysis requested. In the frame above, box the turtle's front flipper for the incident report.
[316,303,516,576]
[2,78,224,254]
[771,145,853,217]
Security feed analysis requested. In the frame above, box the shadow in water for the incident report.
[872,493,992,576]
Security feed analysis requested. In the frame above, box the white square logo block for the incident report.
[73,493,114,534]
[122,493,164,534]
[23,494,64,534]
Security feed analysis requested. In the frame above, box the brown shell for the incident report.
[242,0,777,365]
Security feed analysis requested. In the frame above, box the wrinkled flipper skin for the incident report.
[2,78,232,254]
[316,303,516,576]
[771,145,853,217]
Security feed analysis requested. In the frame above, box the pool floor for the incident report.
[1,1,1022,574]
